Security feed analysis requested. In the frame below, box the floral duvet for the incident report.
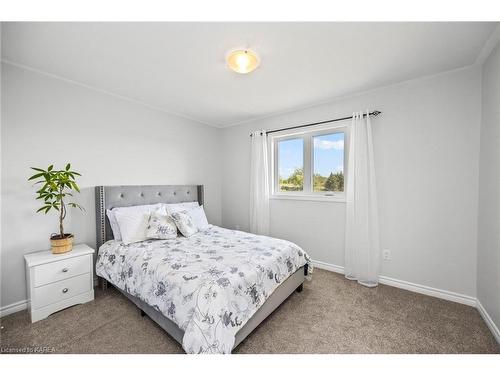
[95,225,310,354]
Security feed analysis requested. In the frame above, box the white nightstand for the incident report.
[24,244,95,323]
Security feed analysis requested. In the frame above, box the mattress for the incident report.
[96,225,310,353]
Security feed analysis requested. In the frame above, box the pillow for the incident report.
[110,203,162,241]
[114,210,151,244]
[164,201,199,215]
[171,211,199,237]
[145,208,178,240]
[188,205,209,231]
[106,209,122,241]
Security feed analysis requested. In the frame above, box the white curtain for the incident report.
[249,130,270,235]
[344,111,380,287]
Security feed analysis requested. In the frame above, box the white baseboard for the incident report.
[311,260,345,274]
[0,299,28,318]
[312,260,476,306]
[477,300,500,344]
[378,275,476,306]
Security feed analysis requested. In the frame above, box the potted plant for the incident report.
[28,164,84,254]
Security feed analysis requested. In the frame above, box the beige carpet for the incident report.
[1,269,498,354]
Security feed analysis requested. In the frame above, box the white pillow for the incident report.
[164,201,199,215]
[170,211,199,237]
[112,203,162,244]
[145,208,178,240]
[188,205,209,231]
[114,210,151,245]
[106,209,122,241]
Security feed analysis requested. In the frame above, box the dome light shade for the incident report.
[227,49,259,74]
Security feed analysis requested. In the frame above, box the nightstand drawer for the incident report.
[33,254,91,287]
[33,272,91,309]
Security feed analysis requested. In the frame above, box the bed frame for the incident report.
[95,184,306,351]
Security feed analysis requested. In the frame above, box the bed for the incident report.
[94,185,310,353]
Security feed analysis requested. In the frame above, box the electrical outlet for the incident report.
[383,249,392,261]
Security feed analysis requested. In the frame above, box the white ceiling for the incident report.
[2,22,498,127]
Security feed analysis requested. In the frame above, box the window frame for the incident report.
[270,122,349,203]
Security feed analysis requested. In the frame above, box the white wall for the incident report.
[477,41,500,331]
[221,66,481,298]
[0,63,222,308]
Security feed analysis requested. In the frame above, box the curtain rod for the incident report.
[250,110,382,137]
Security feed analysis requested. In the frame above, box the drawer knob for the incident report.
[62,288,69,293]
[62,268,69,273]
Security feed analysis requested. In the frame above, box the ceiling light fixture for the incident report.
[226,49,259,74]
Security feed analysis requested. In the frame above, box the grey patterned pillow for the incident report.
[171,211,198,237]
[145,209,178,240]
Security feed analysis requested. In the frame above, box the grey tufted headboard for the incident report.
[95,185,204,249]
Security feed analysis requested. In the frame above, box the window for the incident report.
[313,132,344,192]
[272,126,347,201]
[277,138,304,192]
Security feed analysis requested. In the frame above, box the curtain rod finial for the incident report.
[372,110,381,116]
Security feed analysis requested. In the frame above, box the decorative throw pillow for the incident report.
[171,211,199,237]
[145,209,178,240]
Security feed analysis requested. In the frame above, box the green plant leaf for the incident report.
[69,202,85,211]
[30,164,84,215]
[28,172,45,181]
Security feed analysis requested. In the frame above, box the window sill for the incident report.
[270,194,346,203]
